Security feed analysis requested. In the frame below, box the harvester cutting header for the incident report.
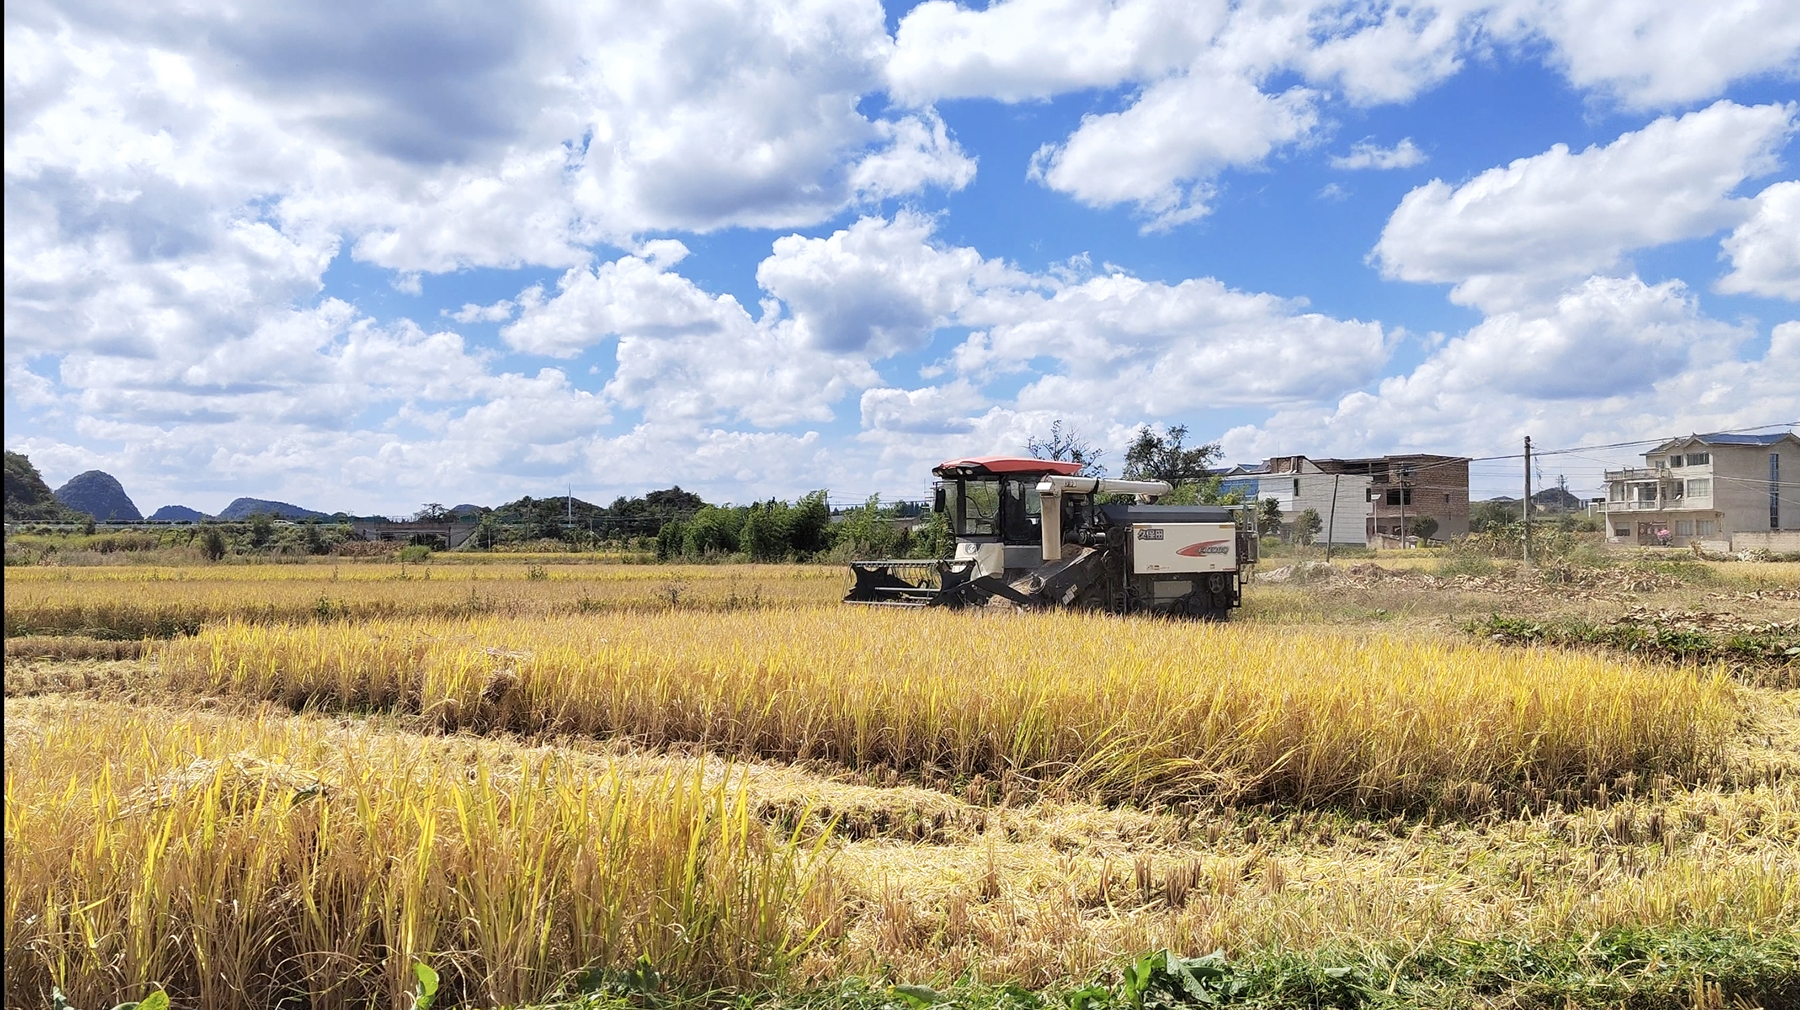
[845,455,1257,618]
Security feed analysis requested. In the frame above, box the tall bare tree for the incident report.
[1026,420,1107,476]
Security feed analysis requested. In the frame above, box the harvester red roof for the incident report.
[932,456,1084,477]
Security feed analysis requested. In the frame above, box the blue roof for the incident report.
[1686,432,1794,446]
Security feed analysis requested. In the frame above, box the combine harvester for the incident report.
[845,456,1257,618]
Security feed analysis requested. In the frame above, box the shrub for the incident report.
[201,526,228,562]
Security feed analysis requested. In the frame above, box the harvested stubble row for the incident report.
[3,699,826,1010]
[3,563,841,637]
[158,608,1735,810]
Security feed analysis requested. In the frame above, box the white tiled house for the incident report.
[1602,432,1800,548]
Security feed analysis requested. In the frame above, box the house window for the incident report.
[1686,478,1710,498]
[1635,484,1658,504]
[1697,520,1715,536]
[1773,454,1781,530]
[1614,527,1630,537]
[1675,520,1693,536]
[1670,455,1683,467]
[1610,482,1624,501]
[1293,478,1300,498]
[1385,487,1412,506]
[1688,452,1709,465]
[1671,482,1684,500]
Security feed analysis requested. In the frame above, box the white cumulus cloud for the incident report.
[1718,180,1800,301]
[1221,276,1795,465]
[1489,0,1800,110]
[757,213,1030,356]
[1374,100,1795,312]
[1331,138,1427,170]
[885,0,1215,104]
[1030,70,1319,227]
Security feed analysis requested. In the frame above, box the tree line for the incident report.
[654,492,954,563]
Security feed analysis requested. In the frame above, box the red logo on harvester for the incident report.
[1176,539,1230,557]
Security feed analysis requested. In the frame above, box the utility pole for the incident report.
[1397,466,1409,549]
[1325,472,1340,562]
[1523,436,1532,566]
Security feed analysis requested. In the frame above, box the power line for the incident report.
[1474,421,1797,462]
[1346,421,1797,479]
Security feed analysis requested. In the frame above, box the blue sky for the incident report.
[5,0,1797,516]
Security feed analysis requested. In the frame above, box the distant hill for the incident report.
[449,503,486,516]
[1531,487,1585,512]
[216,497,326,520]
[53,470,142,521]
[4,451,84,521]
[150,505,210,521]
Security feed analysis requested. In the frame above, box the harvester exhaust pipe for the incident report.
[1036,476,1172,562]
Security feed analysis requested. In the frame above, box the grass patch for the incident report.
[1471,613,1799,687]
[525,928,1799,1009]
[1432,553,1498,578]
[1053,930,1800,1009]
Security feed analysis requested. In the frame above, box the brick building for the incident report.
[1342,453,1471,545]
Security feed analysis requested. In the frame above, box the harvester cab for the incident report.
[845,456,1258,618]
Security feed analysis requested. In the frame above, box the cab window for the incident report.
[1001,478,1042,544]
[958,479,1001,537]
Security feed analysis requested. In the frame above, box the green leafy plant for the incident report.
[1294,509,1323,546]
[892,984,946,1009]
[1408,515,1438,544]
[412,960,440,1010]
[1067,950,1248,1010]
[48,987,172,1010]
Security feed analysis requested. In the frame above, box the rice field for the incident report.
[5,557,1798,1008]
[4,700,826,1009]
[3,562,843,637]
[152,609,1734,811]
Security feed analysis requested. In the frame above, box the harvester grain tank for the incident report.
[844,456,1257,617]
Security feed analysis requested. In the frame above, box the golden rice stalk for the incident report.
[155,608,1736,810]
[3,562,843,637]
[3,700,828,1009]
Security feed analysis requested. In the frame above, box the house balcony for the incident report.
[1601,500,1712,513]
